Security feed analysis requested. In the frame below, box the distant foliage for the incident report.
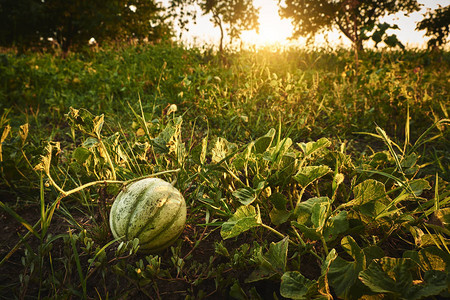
[199,0,259,52]
[416,5,450,49]
[279,0,420,50]
[0,0,172,52]
[167,0,259,52]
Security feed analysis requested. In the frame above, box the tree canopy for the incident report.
[0,0,171,52]
[199,0,259,52]
[279,0,421,50]
[416,4,450,49]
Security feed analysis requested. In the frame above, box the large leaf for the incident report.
[221,205,261,240]
[270,153,297,186]
[280,271,316,299]
[295,197,329,224]
[322,210,349,242]
[233,181,265,206]
[263,137,293,163]
[269,193,291,225]
[404,246,450,272]
[233,187,258,206]
[359,257,448,300]
[291,222,322,241]
[327,236,372,299]
[394,179,431,202]
[294,165,331,188]
[352,179,391,219]
[253,128,276,154]
[247,237,289,282]
[297,138,331,157]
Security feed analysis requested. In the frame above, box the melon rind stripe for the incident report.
[138,197,186,251]
[136,189,185,245]
[109,177,186,252]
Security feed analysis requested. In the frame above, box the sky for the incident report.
[164,0,449,49]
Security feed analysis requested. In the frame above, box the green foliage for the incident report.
[199,0,259,51]
[0,0,171,51]
[416,4,450,49]
[280,0,420,50]
[0,45,449,298]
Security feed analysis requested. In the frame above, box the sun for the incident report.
[241,0,294,47]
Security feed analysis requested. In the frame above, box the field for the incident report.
[0,44,449,299]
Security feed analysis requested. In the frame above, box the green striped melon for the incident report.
[109,178,186,253]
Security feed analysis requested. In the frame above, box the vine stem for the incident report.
[49,169,181,205]
[260,223,298,247]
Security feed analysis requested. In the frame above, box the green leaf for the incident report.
[269,193,291,225]
[323,211,349,242]
[291,222,321,241]
[247,237,289,282]
[229,281,247,300]
[327,236,370,299]
[233,187,258,206]
[311,202,328,229]
[359,257,448,299]
[294,165,331,188]
[295,197,329,225]
[270,153,297,186]
[265,137,293,163]
[395,179,432,203]
[280,271,316,299]
[233,182,266,206]
[404,246,450,272]
[253,128,276,154]
[221,205,261,240]
[352,179,391,219]
[72,146,92,165]
[297,138,331,157]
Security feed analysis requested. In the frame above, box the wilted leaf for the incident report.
[19,123,29,145]
[210,136,237,163]
[294,165,331,188]
[152,117,182,154]
[221,205,261,240]
[66,107,104,137]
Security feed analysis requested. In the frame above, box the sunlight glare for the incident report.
[241,0,294,47]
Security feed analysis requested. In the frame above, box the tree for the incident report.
[416,5,450,49]
[279,0,420,51]
[0,0,172,52]
[0,0,46,49]
[199,0,259,52]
